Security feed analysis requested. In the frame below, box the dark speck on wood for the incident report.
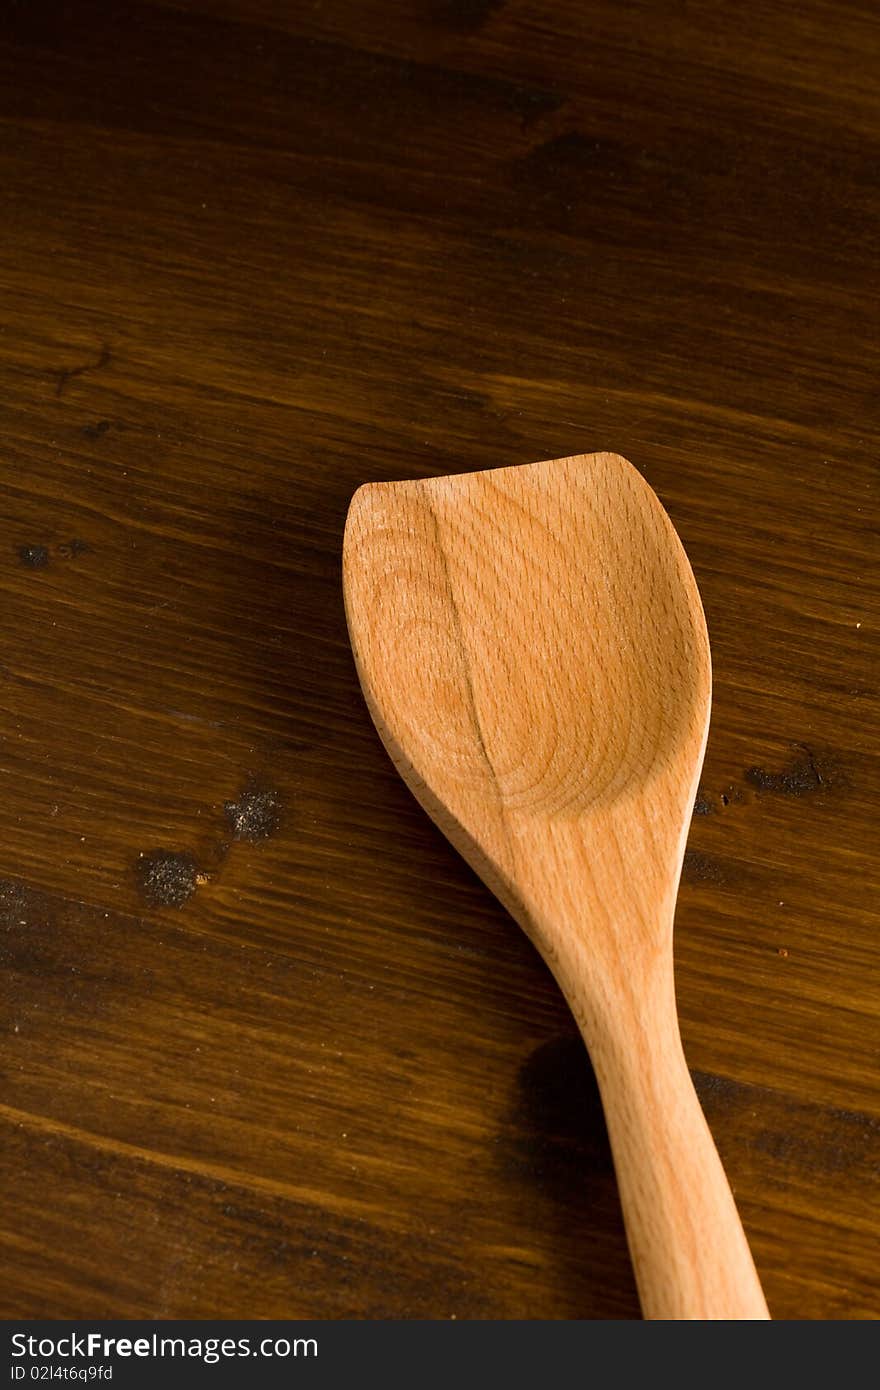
[136,850,199,907]
[57,539,91,560]
[18,544,50,568]
[82,420,112,439]
[745,745,829,796]
[682,849,725,884]
[0,879,30,925]
[224,788,282,842]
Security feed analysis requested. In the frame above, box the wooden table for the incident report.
[1,2,876,1321]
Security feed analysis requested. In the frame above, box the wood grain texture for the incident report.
[344,452,768,1318]
[0,0,877,1320]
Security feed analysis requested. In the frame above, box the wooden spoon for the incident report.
[342,450,769,1320]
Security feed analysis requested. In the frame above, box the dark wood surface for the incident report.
[1,0,877,1320]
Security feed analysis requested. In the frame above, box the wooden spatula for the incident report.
[342,450,769,1320]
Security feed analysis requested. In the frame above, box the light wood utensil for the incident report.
[343,450,769,1320]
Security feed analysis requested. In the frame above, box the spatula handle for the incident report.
[591,1007,770,1320]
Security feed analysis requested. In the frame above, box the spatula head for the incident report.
[343,452,711,955]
